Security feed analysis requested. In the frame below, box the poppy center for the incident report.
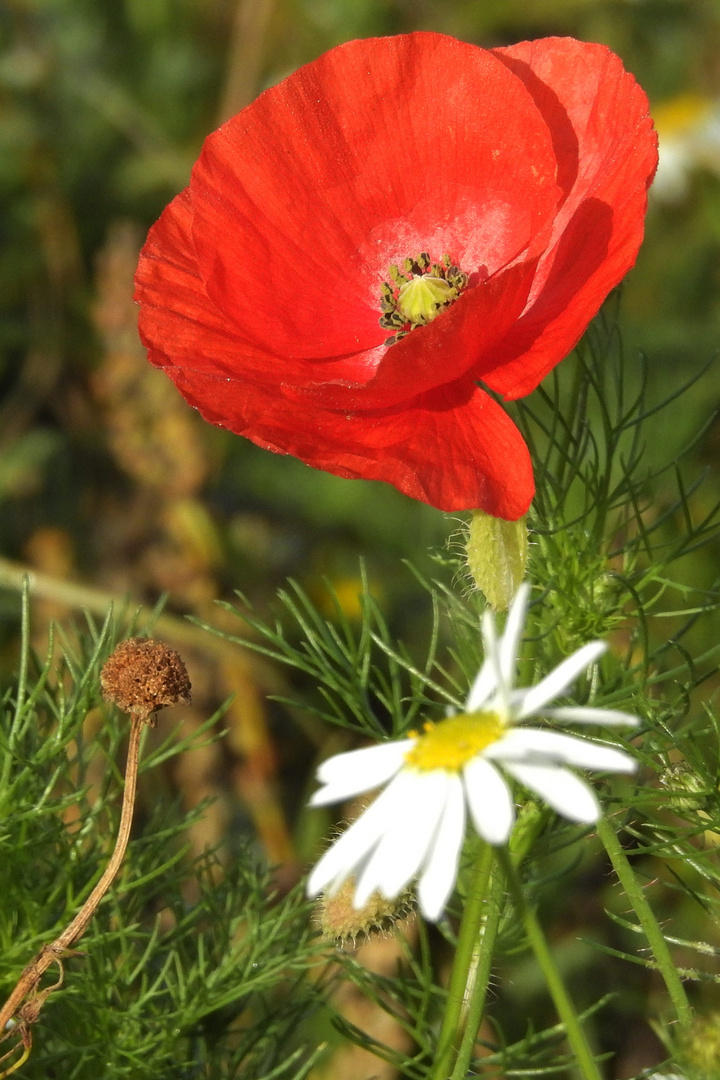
[404,712,504,772]
[379,252,468,345]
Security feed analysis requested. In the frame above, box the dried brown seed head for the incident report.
[101,638,191,721]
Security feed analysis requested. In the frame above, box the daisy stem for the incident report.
[448,852,507,1080]
[429,842,495,1080]
[596,815,692,1029]
[496,846,603,1080]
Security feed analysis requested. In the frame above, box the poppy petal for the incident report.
[135,33,657,516]
[157,362,535,516]
[135,188,274,384]
[293,257,538,410]
[485,37,658,398]
[188,33,561,361]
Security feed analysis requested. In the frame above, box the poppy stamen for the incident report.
[379,253,469,345]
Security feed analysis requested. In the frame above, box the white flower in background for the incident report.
[307,584,639,922]
[651,92,720,203]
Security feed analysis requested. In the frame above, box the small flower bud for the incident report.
[464,510,528,611]
[658,762,709,813]
[315,878,415,948]
[101,638,191,722]
[675,1011,720,1078]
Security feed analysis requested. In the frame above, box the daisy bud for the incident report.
[674,1012,720,1077]
[658,762,709,813]
[100,638,191,723]
[315,877,415,948]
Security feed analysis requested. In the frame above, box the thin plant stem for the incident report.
[0,1037,30,1079]
[596,815,692,1029]
[429,841,494,1080]
[496,846,604,1080]
[216,0,277,123]
[449,852,507,1080]
[0,715,144,1035]
[551,353,586,495]
[0,555,207,652]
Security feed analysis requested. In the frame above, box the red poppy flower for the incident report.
[134,33,657,518]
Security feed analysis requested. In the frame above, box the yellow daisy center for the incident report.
[404,712,504,772]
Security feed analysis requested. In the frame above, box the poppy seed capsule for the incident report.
[101,638,191,722]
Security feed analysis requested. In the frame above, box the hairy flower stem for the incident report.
[596,815,692,1029]
[496,846,603,1080]
[449,856,507,1080]
[429,842,495,1080]
[0,716,144,1037]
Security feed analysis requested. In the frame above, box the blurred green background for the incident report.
[1,3,720,1074]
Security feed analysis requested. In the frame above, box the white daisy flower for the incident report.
[306,583,639,922]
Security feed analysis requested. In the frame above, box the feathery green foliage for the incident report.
[0,592,324,1079]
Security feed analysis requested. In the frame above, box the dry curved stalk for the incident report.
[0,715,145,1068]
[0,634,191,1072]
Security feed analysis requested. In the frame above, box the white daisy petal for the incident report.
[504,762,601,823]
[306,829,376,898]
[354,770,450,906]
[542,706,640,727]
[306,772,409,896]
[481,605,498,650]
[498,583,531,687]
[465,657,496,713]
[487,727,636,773]
[417,775,466,921]
[463,757,515,844]
[306,584,643,923]
[311,741,411,805]
[516,641,607,719]
[483,610,511,714]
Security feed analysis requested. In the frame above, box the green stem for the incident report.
[497,847,603,1080]
[553,352,585,494]
[596,815,692,1029]
[429,842,494,1080]
[449,853,507,1080]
